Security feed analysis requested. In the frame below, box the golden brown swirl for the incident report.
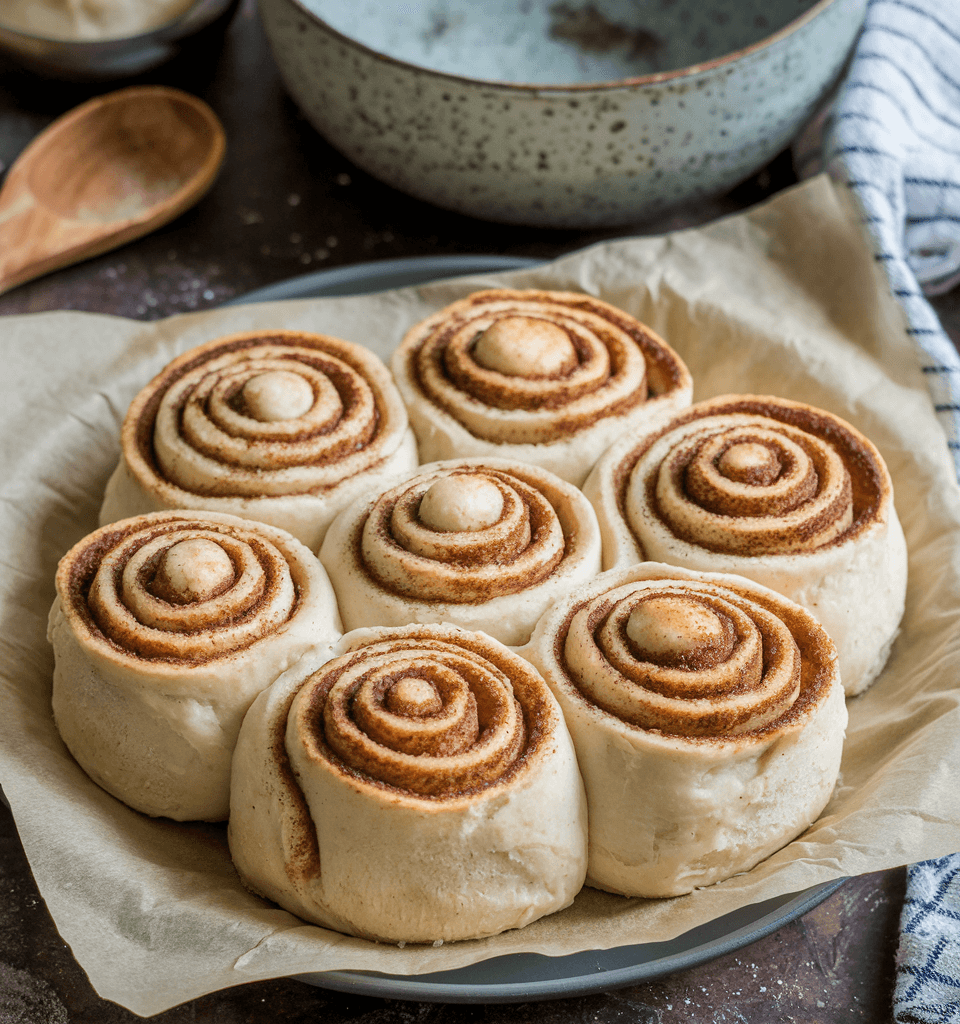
[57,511,312,667]
[291,630,547,798]
[122,330,410,500]
[394,289,690,446]
[359,463,569,603]
[625,396,888,557]
[562,576,827,737]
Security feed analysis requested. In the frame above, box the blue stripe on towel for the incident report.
[822,0,960,481]
[895,858,960,1020]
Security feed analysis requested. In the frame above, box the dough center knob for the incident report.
[154,539,235,603]
[243,370,315,421]
[627,596,726,661]
[717,442,780,485]
[386,677,444,716]
[419,474,505,532]
[472,316,577,377]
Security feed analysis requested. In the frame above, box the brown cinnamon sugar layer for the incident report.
[293,629,551,799]
[56,511,302,666]
[358,463,571,604]
[397,289,690,446]
[621,395,891,556]
[560,574,834,739]
[121,330,407,499]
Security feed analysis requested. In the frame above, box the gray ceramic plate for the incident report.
[231,254,844,1003]
[295,882,842,1003]
[227,253,543,303]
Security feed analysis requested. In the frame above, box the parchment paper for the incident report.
[1,174,959,1017]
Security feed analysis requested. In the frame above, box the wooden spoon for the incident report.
[0,85,226,296]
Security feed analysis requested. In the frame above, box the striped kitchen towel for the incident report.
[896,856,960,1024]
[795,1,960,1020]
[796,0,960,483]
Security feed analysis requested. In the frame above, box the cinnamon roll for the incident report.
[228,624,588,943]
[319,457,602,645]
[521,563,846,898]
[583,394,908,696]
[100,330,419,551]
[391,289,692,485]
[48,510,342,821]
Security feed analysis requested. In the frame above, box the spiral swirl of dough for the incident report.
[584,395,907,698]
[320,458,602,644]
[524,562,844,898]
[291,630,541,798]
[638,411,861,557]
[59,511,311,667]
[361,463,569,602]
[51,510,341,821]
[126,332,405,497]
[228,623,586,941]
[563,578,805,738]
[393,289,692,451]
[101,330,418,551]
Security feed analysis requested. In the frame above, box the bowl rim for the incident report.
[269,0,858,92]
[0,0,233,49]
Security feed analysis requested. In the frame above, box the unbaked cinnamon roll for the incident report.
[100,329,419,551]
[319,457,602,645]
[391,289,692,485]
[48,510,342,821]
[583,394,908,696]
[228,624,587,943]
[521,563,846,898]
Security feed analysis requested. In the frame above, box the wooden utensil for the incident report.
[0,85,226,296]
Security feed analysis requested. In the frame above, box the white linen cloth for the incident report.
[796,1,960,1018]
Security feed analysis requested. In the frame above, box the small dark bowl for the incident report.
[0,0,240,81]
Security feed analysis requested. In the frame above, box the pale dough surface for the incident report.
[229,626,588,943]
[520,562,848,897]
[49,510,342,821]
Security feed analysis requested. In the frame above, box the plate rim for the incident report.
[293,880,844,1003]
[226,253,543,304]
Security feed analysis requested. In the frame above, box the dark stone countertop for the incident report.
[0,2,954,1020]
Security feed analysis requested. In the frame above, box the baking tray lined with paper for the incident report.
[0,176,958,1017]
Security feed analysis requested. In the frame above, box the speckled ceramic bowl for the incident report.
[258,0,866,228]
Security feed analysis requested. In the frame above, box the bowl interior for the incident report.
[297,0,823,85]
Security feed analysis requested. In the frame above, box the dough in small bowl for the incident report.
[100,329,418,551]
[583,394,908,696]
[319,457,602,646]
[521,563,847,898]
[48,510,342,821]
[391,288,692,485]
[228,623,588,944]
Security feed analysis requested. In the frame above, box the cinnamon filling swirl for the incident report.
[359,466,566,603]
[401,290,687,445]
[627,398,887,556]
[564,579,804,737]
[60,514,301,665]
[292,634,541,798]
[125,331,405,499]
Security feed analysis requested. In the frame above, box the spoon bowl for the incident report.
[0,85,226,296]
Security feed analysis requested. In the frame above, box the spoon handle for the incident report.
[0,179,123,297]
